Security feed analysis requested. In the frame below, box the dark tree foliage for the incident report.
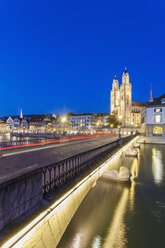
[107,112,122,128]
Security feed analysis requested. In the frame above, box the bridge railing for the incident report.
[42,135,136,194]
[0,139,48,148]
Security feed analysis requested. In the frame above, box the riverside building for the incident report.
[141,93,165,136]
[69,114,103,134]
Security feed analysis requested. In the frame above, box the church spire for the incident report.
[20,109,23,119]
[122,67,129,84]
[149,85,153,102]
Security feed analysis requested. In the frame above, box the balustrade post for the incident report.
[48,166,52,191]
[42,168,47,194]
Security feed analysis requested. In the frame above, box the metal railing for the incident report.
[0,138,54,148]
[42,135,136,194]
[0,140,35,148]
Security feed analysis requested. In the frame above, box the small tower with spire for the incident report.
[111,75,120,113]
[20,109,23,119]
[149,85,153,102]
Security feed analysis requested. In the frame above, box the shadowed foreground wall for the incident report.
[0,165,42,230]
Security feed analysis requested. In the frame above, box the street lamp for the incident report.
[131,121,134,136]
[118,115,122,138]
[61,116,67,123]
[61,116,67,134]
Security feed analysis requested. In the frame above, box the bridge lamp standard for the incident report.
[109,124,114,134]
[118,115,122,138]
[131,121,134,135]
[135,124,138,134]
[61,116,67,134]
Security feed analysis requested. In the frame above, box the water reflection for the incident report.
[91,235,102,248]
[57,156,140,248]
[58,179,129,248]
[103,188,129,248]
[58,165,133,248]
[72,233,83,248]
[152,148,163,185]
[58,144,165,248]
[102,157,140,247]
[129,158,139,211]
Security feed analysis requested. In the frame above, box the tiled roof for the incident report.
[147,94,165,106]
[132,101,146,107]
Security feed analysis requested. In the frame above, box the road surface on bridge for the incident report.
[0,135,118,178]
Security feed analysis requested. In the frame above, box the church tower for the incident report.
[120,68,132,126]
[20,109,23,119]
[149,84,153,102]
[110,68,145,128]
[110,76,120,114]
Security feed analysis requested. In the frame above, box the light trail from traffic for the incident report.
[0,133,116,151]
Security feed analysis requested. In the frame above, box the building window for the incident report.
[154,108,162,112]
[153,126,163,136]
[161,98,165,104]
[154,114,162,123]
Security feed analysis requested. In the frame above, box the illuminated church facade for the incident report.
[110,68,145,127]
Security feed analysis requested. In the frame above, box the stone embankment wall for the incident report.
[0,165,42,230]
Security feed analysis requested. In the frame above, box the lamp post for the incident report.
[135,124,138,134]
[118,115,122,139]
[61,116,67,134]
[131,121,134,136]
[110,124,113,135]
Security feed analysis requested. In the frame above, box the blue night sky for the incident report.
[0,0,165,117]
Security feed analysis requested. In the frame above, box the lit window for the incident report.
[154,115,162,123]
[154,108,162,112]
[161,98,165,104]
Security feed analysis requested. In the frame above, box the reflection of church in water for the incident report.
[110,68,145,127]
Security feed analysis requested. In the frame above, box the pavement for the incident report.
[138,136,165,144]
[0,135,119,179]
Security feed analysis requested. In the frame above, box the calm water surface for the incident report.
[58,144,165,248]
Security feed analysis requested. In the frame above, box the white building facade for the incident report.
[69,114,101,134]
[141,94,165,136]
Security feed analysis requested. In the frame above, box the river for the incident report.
[58,144,165,248]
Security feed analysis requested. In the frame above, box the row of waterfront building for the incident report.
[0,113,110,135]
[0,68,164,136]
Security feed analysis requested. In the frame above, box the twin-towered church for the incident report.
[110,68,145,127]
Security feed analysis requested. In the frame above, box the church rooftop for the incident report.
[132,101,146,106]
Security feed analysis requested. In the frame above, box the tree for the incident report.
[67,112,76,117]
[107,112,122,128]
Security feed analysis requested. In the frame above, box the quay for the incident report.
[138,136,165,144]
